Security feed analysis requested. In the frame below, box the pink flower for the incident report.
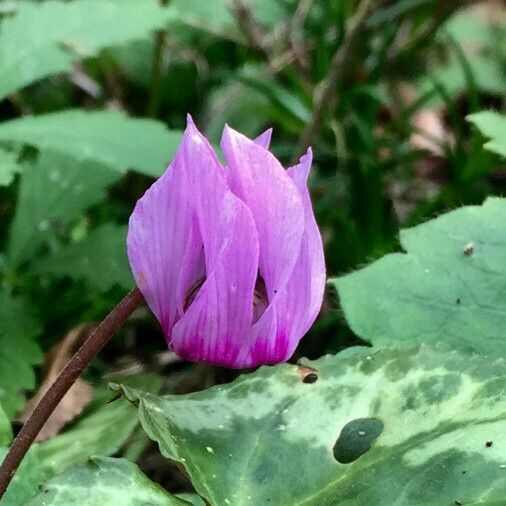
[127,116,325,368]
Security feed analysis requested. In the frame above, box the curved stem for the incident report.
[0,287,144,498]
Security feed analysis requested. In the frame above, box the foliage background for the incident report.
[0,0,505,502]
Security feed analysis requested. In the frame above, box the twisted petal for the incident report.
[170,118,259,367]
[247,149,326,365]
[221,126,304,299]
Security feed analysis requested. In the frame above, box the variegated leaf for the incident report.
[117,346,506,505]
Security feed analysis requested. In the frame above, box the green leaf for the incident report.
[416,56,506,105]
[444,11,501,48]
[333,197,506,356]
[0,109,181,177]
[117,346,506,505]
[0,404,12,446]
[37,399,140,475]
[1,398,142,505]
[27,457,189,505]
[167,0,287,42]
[0,290,42,418]
[467,111,506,158]
[8,151,121,265]
[0,147,19,186]
[0,446,45,506]
[0,0,169,100]
[175,493,206,506]
[1,374,163,505]
[32,224,132,292]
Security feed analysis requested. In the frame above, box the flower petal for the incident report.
[286,148,326,334]
[171,119,259,367]
[247,149,325,366]
[221,125,304,299]
[254,128,272,149]
[127,132,194,337]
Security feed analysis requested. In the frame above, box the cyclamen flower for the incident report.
[127,116,325,368]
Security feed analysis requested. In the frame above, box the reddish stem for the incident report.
[0,287,144,498]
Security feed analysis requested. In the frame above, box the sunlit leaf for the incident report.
[38,399,140,475]
[0,147,19,186]
[8,151,120,265]
[0,290,42,418]
[0,404,11,446]
[467,111,506,158]
[0,446,44,506]
[28,457,190,505]
[0,109,181,177]
[1,397,143,505]
[333,197,506,357]
[32,224,132,292]
[416,56,506,105]
[175,493,206,506]
[166,0,287,42]
[0,0,169,100]
[444,11,501,48]
[117,346,506,505]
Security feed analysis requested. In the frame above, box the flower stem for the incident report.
[0,287,144,498]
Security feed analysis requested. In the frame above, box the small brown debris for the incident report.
[297,363,319,384]
[463,242,474,256]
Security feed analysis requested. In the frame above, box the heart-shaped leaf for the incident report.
[117,346,506,505]
[332,197,506,357]
[27,457,189,505]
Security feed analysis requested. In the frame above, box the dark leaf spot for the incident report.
[333,418,383,464]
[456,298,461,305]
[486,441,493,448]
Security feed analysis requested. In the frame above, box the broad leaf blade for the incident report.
[0,147,19,186]
[1,398,143,505]
[32,224,133,292]
[38,399,140,475]
[0,446,44,506]
[0,110,181,177]
[333,197,506,356]
[118,346,506,505]
[0,404,11,446]
[0,0,169,100]
[0,291,42,418]
[28,457,189,505]
[468,111,506,158]
[8,151,120,265]
[166,0,287,42]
